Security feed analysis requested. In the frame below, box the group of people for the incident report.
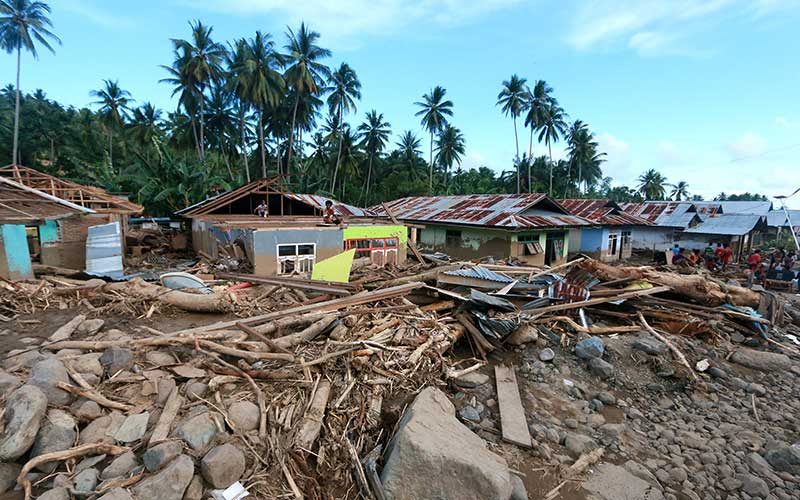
[747,247,798,284]
[671,242,734,271]
[254,199,342,224]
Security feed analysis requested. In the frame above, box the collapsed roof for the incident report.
[0,176,95,224]
[557,199,651,226]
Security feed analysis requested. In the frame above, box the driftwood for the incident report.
[56,381,134,411]
[149,387,183,445]
[296,380,331,450]
[17,443,128,499]
[105,278,233,313]
[544,447,605,500]
[48,314,86,342]
[379,265,462,287]
[581,260,760,307]
[534,316,642,335]
[272,315,337,350]
[638,312,699,382]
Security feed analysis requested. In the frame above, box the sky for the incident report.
[3,0,800,207]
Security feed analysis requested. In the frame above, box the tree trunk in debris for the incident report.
[105,279,232,313]
[580,260,760,308]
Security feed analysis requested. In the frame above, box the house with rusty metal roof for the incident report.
[558,199,652,262]
[616,201,704,252]
[373,194,590,266]
[176,177,405,276]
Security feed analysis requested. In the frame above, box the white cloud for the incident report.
[54,0,133,29]
[596,132,636,182]
[656,140,690,166]
[775,116,798,128]
[726,132,768,160]
[185,0,522,48]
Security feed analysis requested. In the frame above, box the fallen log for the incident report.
[105,278,233,313]
[295,380,332,450]
[581,260,760,307]
[272,315,337,350]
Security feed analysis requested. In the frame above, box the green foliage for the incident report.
[714,192,768,201]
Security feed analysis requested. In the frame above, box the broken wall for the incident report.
[0,224,33,280]
[40,214,116,270]
[252,227,343,276]
[418,224,512,261]
[342,224,408,266]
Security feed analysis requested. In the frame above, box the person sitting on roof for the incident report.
[254,199,268,218]
[323,200,341,224]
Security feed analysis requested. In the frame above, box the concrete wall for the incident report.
[253,227,343,276]
[0,224,33,280]
[630,227,675,252]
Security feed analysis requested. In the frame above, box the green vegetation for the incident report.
[0,3,773,215]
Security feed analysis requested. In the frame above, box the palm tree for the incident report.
[89,79,132,169]
[357,109,390,202]
[524,80,555,159]
[326,63,361,191]
[496,75,529,192]
[230,31,284,178]
[669,181,690,201]
[637,169,668,200]
[538,102,568,195]
[129,102,162,147]
[1,0,61,165]
[167,21,225,162]
[435,124,466,191]
[396,130,422,180]
[415,86,453,193]
[566,120,605,196]
[283,22,331,174]
[204,84,237,179]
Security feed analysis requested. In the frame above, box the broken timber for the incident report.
[219,272,354,296]
[494,364,532,448]
[524,285,671,315]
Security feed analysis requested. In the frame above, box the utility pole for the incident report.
[774,188,800,251]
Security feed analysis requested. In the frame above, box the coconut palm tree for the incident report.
[326,63,361,191]
[538,102,568,195]
[669,181,690,201]
[396,130,422,180]
[435,124,465,191]
[496,75,529,192]
[524,80,555,159]
[167,21,225,162]
[1,0,61,165]
[637,169,668,200]
[229,31,285,178]
[415,86,453,193]
[129,102,162,147]
[283,22,331,174]
[89,79,132,169]
[566,120,606,196]
[204,84,237,179]
[357,109,390,202]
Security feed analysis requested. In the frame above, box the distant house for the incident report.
[618,201,702,251]
[558,199,652,262]
[177,177,405,276]
[0,176,94,279]
[677,214,767,261]
[764,209,800,243]
[374,194,590,266]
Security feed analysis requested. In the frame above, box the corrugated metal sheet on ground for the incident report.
[443,266,515,283]
[86,222,123,278]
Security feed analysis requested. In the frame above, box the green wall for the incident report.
[343,224,407,244]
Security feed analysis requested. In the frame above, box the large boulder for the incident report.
[174,411,219,451]
[132,454,194,500]
[730,349,792,372]
[582,463,665,500]
[0,385,48,461]
[200,443,245,489]
[27,357,73,405]
[764,441,800,474]
[575,336,605,359]
[30,409,77,473]
[381,387,516,500]
[100,347,134,375]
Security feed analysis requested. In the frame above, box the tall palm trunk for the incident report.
[362,151,374,205]
[258,110,266,178]
[190,116,201,160]
[548,143,553,196]
[578,164,582,195]
[240,112,249,182]
[108,130,114,169]
[528,162,531,193]
[513,116,520,194]
[287,95,300,175]
[428,131,434,194]
[12,44,21,165]
[528,126,534,160]
[564,162,572,198]
[331,103,344,192]
[198,86,206,162]
[221,132,233,181]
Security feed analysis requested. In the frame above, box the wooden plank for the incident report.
[494,365,532,448]
[149,387,183,445]
[524,285,671,315]
[381,202,425,265]
[219,273,353,296]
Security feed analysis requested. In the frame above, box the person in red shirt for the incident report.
[720,243,733,269]
[322,200,341,224]
[747,250,762,270]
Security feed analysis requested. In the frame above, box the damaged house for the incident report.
[0,164,143,271]
[558,199,652,262]
[618,201,703,251]
[0,176,94,279]
[177,177,406,276]
[374,194,589,266]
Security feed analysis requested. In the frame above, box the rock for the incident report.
[597,391,616,405]
[157,378,176,405]
[745,382,767,396]
[575,336,605,359]
[764,442,800,474]
[381,387,514,500]
[458,405,481,422]
[76,454,107,472]
[668,467,687,484]
[506,324,538,346]
[228,401,259,432]
[747,452,779,481]
[185,381,208,400]
[588,357,614,379]
[730,349,792,372]
[3,349,43,370]
[38,488,70,500]
[632,337,668,355]
[453,371,490,389]
[131,454,194,500]
[0,370,21,397]
[174,412,219,451]
[97,488,134,500]
[74,467,99,494]
[0,385,48,461]
[143,440,183,472]
[27,356,73,405]
[101,450,139,479]
[0,462,21,494]
[564,433,598,458]
[114,412,149,443]
[73,399,103,422]
[510,474,528,500]
[30,409,77,473]
[583,463,665,500]
[200,443,246,489]
[738,473,769,498]
[539,348,555,362]
[77,318,105,335]
[71,353,104,376]
[80,414,114,445]
[184,475,204,500]
[146,351,175,366]
[600,423,625,438]
[100,347,134,375]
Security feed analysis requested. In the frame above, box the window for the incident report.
[445,229,462,245]
[345,237,399,266]
[277,243,316,274]
[608,233,619,257]
[621,231,632,251]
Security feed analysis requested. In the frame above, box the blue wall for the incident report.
[580,228,605,253]
[1,224,33,280]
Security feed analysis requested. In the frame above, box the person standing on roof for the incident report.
[255,199,269,218]
[323,200,341,224]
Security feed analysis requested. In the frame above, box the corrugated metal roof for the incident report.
[683,214,767,236]
[284,193,371,217]
[442,267,515,283]
[374,194,591,229]
[766,210,800,227]
[558,199,651,226]
[694,201,772,216]
[618,201,699,228]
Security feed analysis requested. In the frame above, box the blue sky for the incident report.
[4,0,800,206]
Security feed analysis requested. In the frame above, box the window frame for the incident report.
[276,242,317,275]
